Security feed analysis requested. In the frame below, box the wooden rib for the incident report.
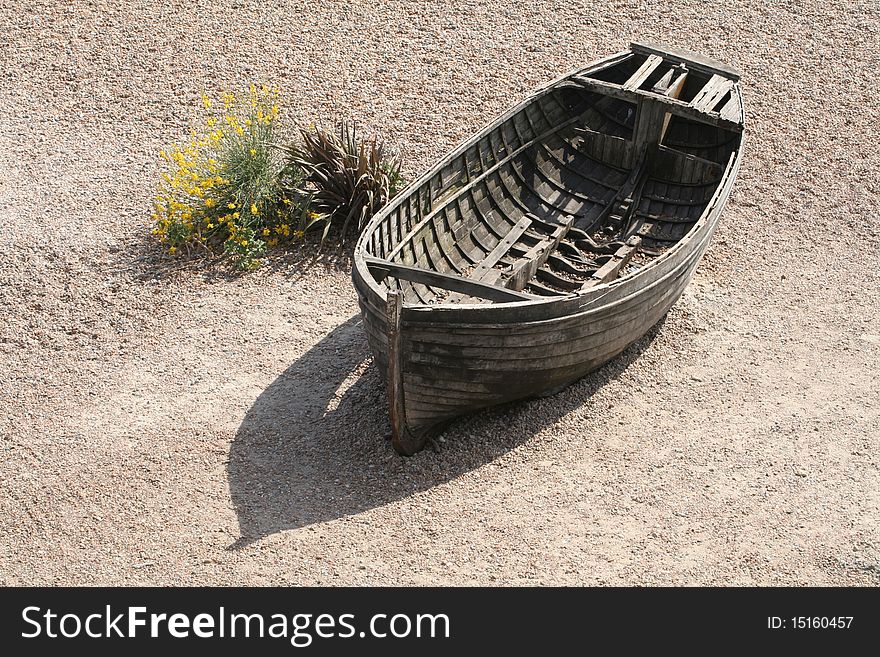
[535,96,628,185]
[419,176,475,273]
[471,142,528,239]
[364,256,536,302]
[489,124,568,217]
[623,54,663,90]
[508,114,613,206]
[526,281,568,296]
[536,266,583,290]
[476,137,537,230]
[581,236,642,289]
[491,130,596,221]
[500,155,590,217]
[384,112,598,263]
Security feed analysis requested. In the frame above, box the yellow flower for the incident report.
[250,203,258,215]
[267,238,278,247]
[204,198,216,208]
[227,202,236,209]
[201,91,212,110]
[282,197,291,205]
[249,148,257,157]
[294,230,304,238]
[206,117,217,128]
[262,228,270,236]
[168,246,177,255]
[207,223,215,229]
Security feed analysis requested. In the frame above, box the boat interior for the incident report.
[363,44,743,306]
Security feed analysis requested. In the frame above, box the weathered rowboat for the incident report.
[353,42,744,455]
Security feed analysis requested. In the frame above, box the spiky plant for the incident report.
[283,121,403,242]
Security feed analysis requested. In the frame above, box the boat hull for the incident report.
[352,43,744,454]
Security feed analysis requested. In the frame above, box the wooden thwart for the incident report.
[572,76,742,131]
[365,255,535,302]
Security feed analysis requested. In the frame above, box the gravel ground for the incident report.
[1,1,878,586]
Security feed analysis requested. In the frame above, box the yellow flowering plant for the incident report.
[151,84,305,270]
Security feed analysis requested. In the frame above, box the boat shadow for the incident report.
[227,314,665,548]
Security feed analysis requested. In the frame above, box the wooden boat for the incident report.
[352,42,744,455]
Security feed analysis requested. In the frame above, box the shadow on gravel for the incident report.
[118,230,355,284]
[227,314,665,548]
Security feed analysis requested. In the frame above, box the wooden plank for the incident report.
[650,67,675,93]
[689,73,724,109]
[703,81,733,112]
[365,255,536,302]
[571,77,743,131]
[623,54,664,91]
[505,216,574,291]
[719,95,742,122]
[691,75,733,112]
[581,236,642,289]
[445,216,533,304]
